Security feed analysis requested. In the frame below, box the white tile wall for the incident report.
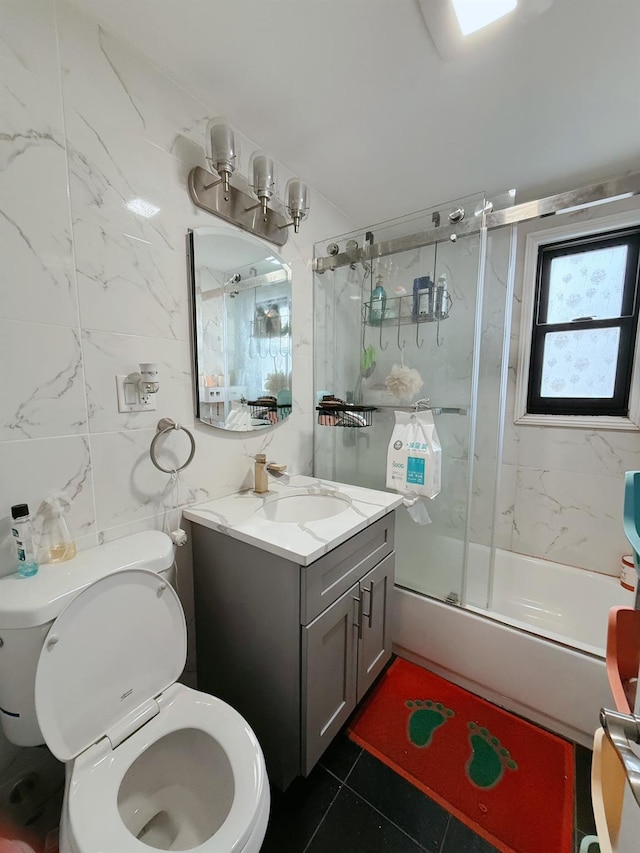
[0,0,354,774]
[500,197,640,575]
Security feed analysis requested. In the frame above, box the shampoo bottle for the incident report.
[42,491,76,563]
[369,276,387,325]
[10,503,39,577]
[412,275,433,320]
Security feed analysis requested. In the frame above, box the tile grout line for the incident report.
[300,780,344,853]
[301,749,366,852]
[336,750,440,853]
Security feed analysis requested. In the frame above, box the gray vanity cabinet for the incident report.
[303,553,394,773]
[190,511,395,790]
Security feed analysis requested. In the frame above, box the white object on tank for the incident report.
[35,568,186,761]
[41,491,76,563]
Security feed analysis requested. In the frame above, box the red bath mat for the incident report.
[349,658,574,853]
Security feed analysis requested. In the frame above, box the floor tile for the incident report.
[260,766,341,853]
[318,731,362,781]
[305,785,426,853]
[575,744,597,837]
[441,816,501,852]
[346,750,450,852]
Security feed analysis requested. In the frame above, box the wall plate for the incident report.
[115,375,157,412]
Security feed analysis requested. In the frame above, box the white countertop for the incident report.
[183,475,403,565]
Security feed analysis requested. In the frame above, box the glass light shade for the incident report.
[286,178,310,219]
[205,118,237,178]
[249,151,275,203]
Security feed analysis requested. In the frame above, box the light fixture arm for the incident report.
[277,217,302,234]
[188,166,290,247]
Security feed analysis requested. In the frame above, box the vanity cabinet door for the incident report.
[302,584,359,774]
[357,553,395,701]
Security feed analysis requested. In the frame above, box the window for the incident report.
[516,211,640,429]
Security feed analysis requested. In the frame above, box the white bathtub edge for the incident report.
[393,587,614,748]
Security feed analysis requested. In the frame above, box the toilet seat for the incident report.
[35,568,187,761]
[66,683,268,853]
[34,568,269,852]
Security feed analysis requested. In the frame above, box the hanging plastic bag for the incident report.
[386,410,442,523]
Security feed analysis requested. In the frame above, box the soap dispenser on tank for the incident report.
[42,491,76,563]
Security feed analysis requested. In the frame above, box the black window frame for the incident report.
[527,226,640,417]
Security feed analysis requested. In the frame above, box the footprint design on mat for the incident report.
[405,700,454,748]
[465,722,518,789]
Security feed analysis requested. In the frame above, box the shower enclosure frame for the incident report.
[313,169,640,615]
[313,171,640,275]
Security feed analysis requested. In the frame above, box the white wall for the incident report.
[0,0,354,775]
[499,197,640,575]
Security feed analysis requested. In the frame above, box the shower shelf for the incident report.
[247,400,292,422]
[362,294,450,328]
[316,401,376,428]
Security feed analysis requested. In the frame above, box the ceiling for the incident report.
[68,0,640,226]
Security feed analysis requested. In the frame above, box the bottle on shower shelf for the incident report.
[412,275,434,320]
[435,274,448,318]
[369,275,387,325]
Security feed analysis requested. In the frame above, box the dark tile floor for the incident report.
[261,730,598,853]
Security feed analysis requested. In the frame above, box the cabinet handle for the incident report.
[353,595,363,640]
[360,580,374,628]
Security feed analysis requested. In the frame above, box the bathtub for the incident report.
[393,547,635,747]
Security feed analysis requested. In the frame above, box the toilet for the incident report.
[0,532,270,853]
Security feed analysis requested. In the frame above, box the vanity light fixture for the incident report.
[249,151,276,216]
[188,120,310,246]
[204,118,237,193]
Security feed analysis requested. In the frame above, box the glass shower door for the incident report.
[313,198,485,604]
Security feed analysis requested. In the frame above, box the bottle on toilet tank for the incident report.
[10,503,39,577]
[42,491,77,563]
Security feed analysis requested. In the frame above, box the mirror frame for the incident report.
[187,225,293,432]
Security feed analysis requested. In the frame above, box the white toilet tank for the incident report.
[0,531,174,747]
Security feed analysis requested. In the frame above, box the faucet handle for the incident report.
[255,453,266,463]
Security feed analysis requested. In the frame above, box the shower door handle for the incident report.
[600,707,640,807]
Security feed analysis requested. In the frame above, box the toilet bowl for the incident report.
[33,566,269,853]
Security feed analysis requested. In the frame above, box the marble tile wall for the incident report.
[0,0,354,773]
[500,196,640,575]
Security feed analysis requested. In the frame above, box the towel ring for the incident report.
[150,418,196,473]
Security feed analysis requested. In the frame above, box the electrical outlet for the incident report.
[116,375,157,413]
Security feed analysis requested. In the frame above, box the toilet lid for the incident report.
[35,568,186,761]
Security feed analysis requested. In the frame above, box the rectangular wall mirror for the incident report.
[188,226,292,431]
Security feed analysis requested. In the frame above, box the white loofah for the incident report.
[383,364,424,400]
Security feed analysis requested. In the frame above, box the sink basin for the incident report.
[255,491,351,523]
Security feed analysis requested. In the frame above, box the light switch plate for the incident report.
[115,374,157,412]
